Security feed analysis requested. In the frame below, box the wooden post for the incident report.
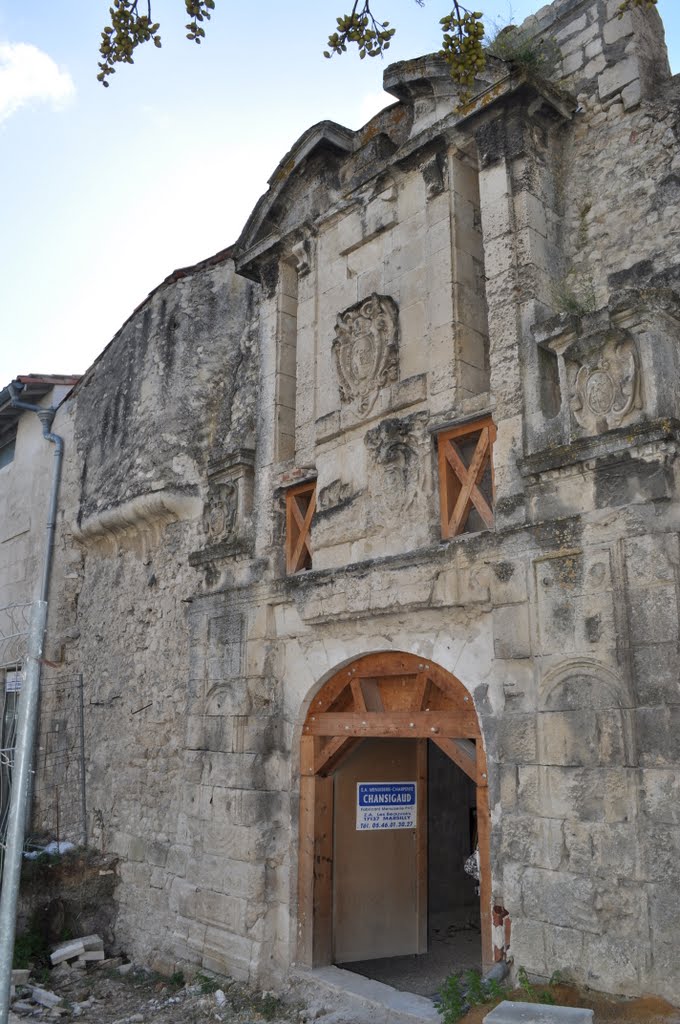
[313,776,334,965]
[416,739,428,953]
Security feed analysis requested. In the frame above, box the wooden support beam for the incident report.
[359,678,384,712]
[349,678,366,711]
[309,674,351,714]
[432,736,478,784]
[312,776,334,966]
[303,710,479,738]
[414,672,433,710]
[314,735,359,775]
[416,739,428,954]
[477,782,493,971]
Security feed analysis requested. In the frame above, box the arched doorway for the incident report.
[297,651,492,975]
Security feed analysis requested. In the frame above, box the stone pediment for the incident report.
[234,121,354,278]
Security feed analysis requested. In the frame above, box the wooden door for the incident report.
[332,738,427,962]
[298,652,492,970]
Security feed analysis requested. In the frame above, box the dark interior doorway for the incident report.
[338,740,481,997]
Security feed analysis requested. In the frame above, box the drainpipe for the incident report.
[0,382,65,1024]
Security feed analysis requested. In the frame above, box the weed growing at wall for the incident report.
[551,276,598,316]
[518,966,564,1004]
[437,969,506,1023]
[485,22,560,79]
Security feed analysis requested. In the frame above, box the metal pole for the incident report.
[78,675,87,848]
[0,601,47,1023]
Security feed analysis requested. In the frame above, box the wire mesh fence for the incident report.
[0,603,86,875]
[0,604,30,876]
[31,673,86,852]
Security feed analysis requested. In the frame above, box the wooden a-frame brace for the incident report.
[297,652,493,971]
[286,481,316,574]
[438,417,496,539]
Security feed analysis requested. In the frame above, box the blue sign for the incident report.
[356,781,417,830]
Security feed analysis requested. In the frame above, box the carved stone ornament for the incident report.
[567,331,640,434]
[203,480,237,541]
[332,294,399,417]
[364,411,428,517]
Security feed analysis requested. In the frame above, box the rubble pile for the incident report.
[8,936,298,1023]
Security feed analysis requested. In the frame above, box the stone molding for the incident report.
[73,489,202,553]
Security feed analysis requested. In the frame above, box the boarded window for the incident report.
[438,418,496,539]
[285,481,316,574]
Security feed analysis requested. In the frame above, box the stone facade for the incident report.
[20,0,680,1005]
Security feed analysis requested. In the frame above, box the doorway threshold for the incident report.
[292,965,440,1024]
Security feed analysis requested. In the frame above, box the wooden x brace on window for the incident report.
[438,418,496,539]
[286,482,316,573]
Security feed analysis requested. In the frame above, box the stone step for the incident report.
[483,1002,594,1024]
[293,966,440,1024]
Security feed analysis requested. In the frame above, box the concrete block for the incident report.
[50,940,85,964]
[483,1002,593,1023]
[32,988,62,1008]
[80,949,106,961]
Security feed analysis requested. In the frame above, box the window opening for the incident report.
[286,481,316,574]
[276,259,299,461]
[0,438,15,471]
[438,417,496,539]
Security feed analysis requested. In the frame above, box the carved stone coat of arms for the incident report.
[332,294,399,417]
[567,331,640,434]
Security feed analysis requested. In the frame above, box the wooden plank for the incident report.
[416,739,428,954]
[300,735,315,776]
[297,771,316,966]
[438,417,496,538]
[303,710,479,738]
[445,429,492,534]
[309,674,352,714]
[477,782,493,971]
[355,652,421,677]
[414,672,433,711]
[438,429,451,539]
[313,776,334,966]
[286,482,316,574]
[440,416,495,440]
[349,678,366,711]
[432,736,478,784]
[290,489,315,573]
[314,735,359,775]
[359,678,384,712]
[379,677,417,711]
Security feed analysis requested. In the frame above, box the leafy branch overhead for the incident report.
[97,0,215,86]
[97,0,658,88]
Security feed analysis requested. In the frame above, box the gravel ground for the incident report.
[10,964,303,1024]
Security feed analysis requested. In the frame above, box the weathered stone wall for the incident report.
[43,254,263,974]
[35,0,680,1005]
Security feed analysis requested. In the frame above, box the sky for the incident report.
[1,1,679,386]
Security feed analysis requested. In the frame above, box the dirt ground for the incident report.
[459,984,680,1024]
[10,965,680,1024]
